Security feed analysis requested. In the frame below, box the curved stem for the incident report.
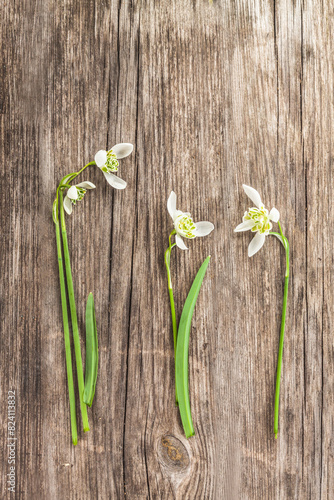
[165,230,178,403]
[58,162,96,191]
[76,161,96,178]
[54,190,78,445]
[59,190,90,432]
[272,223,290,439]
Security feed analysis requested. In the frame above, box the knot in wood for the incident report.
[158,435,190,473]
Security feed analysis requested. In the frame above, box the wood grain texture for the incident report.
[0,0,333,498]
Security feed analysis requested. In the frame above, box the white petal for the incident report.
[67,185,78,200]
[111,143,133,159]
[195,221,214,237]
[234,219,255,232]
[167,191,177,220]
[242,184,262,209]
[248,232,266,257]
[95,150,108,168]
[175,234,188,250]
[76,181,96,190]
[102,171,127,189]
[269,207,280,223]
[63,195,73,215]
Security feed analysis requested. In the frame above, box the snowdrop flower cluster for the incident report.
[63,143,133,215]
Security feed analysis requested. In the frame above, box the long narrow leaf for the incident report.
[175,255,211,438]
[83,293,99,407]
[55,201,77,445]
[60,191,90,431]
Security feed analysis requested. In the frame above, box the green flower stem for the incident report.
[59,190,90,432]
[75,161,96,178]
[58,162,96,190]
[54,191,78,445]
[164,230,178,403]
[271,223,289,439]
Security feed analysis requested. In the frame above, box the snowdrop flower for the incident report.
[234,184,280,257]
[63,181,96,215]
[167,191,214,250]
[94,143,133,189]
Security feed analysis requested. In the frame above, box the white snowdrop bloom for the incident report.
[167,191,214,250]
[94,143,133,190]
[234,184,280,257]
[63,181,96,215]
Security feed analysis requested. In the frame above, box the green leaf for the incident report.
[175,255,211,438]
[83,293,98,407]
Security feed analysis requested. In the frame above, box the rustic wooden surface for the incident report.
[1,0,333,498]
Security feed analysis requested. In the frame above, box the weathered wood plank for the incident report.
[275,1,305,499]
[0,0,333,499]
[302,2,334,498]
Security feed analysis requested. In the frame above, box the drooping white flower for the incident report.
[94,143,133,189]
[167,191,214,250]
[234,184,280,257]
[63,181,96,215]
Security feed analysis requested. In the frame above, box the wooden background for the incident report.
[1,0,333,498]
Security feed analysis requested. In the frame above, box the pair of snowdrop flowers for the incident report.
[234,184,280,256]
[64,143,133,215]
[167,185,279,254]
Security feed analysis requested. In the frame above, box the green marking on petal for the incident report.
[174,213,197,239]
[71,187,87,207]
[243,205,272,235]
[104,149,119,173]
